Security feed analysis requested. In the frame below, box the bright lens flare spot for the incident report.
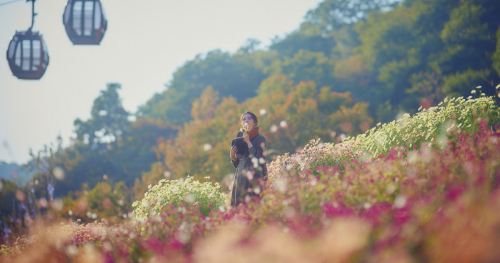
[102,198,113,209]
[66,245,78,256]
[76,198,88,212]
[340,121,352,133]
[38,198,48,208]
[394,195,406,208]
[53,166,65,180]
[51,199,64,211]
[421,144,432,163]
[273,178,287,192]
[359,122,370,132]
[203,143,212,151]
[385,183,396,194]
[184,193,195,203]
[407,150,418,164]
[420,98,432,109]
[15,190,25,201]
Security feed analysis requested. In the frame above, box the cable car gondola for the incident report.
[63,0,108,45]
[7,31,49,80]
[6,0,49,80]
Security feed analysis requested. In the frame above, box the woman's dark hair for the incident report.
[240,111,258,125]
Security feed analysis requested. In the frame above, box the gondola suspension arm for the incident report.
[27,0,37,32]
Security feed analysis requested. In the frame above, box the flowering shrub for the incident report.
[2,96,500,263]
[131,176,227,219]
[353,95,500,155]
[268,96,500,181]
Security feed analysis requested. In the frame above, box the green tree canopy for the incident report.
[138,48,273,125]
[74,83,130,153]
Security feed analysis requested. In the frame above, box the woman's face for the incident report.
[242,114,255,130]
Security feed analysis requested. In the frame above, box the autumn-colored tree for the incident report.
[162,86,240,184]
[138,76,372,191]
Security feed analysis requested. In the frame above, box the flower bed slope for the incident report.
[2,96,500,263]
[268,96,500,181]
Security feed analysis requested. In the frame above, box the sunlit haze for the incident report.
[0,0,322,164]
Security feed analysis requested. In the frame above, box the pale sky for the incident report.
[0,0,323,164]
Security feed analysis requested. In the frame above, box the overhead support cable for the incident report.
[0,0,23,7]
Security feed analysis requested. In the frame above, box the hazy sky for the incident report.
[0,0,323,164]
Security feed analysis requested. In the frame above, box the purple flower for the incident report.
[445,186,465,201]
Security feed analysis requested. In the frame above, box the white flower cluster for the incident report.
[132,176,227,219]
[268,96,500,181]
[353,96,499,155]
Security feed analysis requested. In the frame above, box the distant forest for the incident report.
[2,0,500,226]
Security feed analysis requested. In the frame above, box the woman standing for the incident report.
[230,111,267,207]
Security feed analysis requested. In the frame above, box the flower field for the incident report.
[1,96,500,263]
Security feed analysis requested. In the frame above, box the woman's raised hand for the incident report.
[242,132,249,143]
[230,145,238,161]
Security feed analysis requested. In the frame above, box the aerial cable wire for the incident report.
[0,0,23,7]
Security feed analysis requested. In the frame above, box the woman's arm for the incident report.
[248,136,266,159]
[243,132,266,159]
[231,159,239,168]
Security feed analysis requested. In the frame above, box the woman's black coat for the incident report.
[230,133,266,207]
